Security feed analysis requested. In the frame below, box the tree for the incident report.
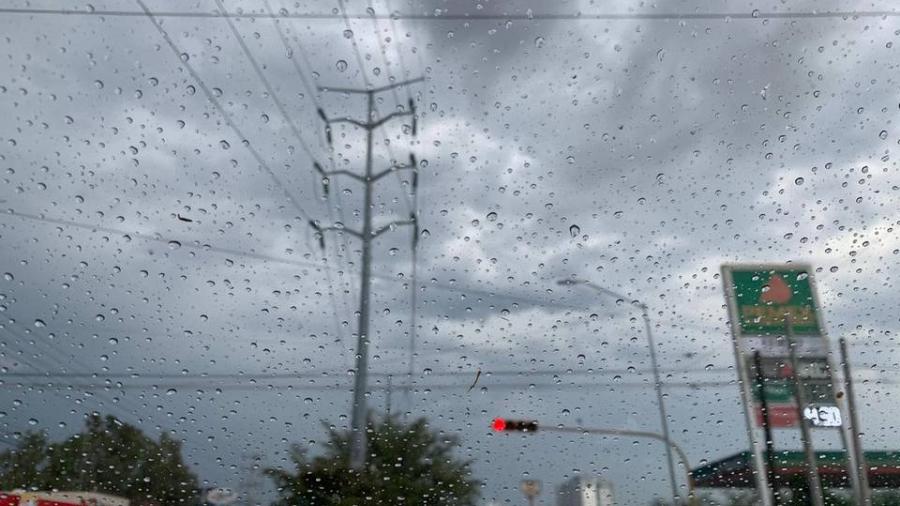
[0,413,199,505]
[266,414,480,505]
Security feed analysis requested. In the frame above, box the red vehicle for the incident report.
[0,492,128,506]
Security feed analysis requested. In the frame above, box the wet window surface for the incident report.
[1,2,898,505]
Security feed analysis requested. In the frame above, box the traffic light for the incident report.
[492,417,538,432]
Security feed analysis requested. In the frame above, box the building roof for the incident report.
[691,451,900,488]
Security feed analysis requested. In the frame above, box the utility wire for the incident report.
[2,7,898,20]
[337,0,420,401]
[336,0,415,215]
[2,323,151,430]
[261,0,365,360]
[1,366,745,380]
[10,379,877,392]
[0,209,586,310]
[220,0,351,365]
[213,0,317,161]
[384,0,414,89]
[135,0,315,259]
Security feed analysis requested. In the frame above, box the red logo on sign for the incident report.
[760,275,792,304]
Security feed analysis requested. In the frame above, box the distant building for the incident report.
[556,476,614,506]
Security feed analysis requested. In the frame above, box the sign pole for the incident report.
[840,337,872,505]
[786,318,824,506]
[806,271,864,503]
[722,266,774,506]
[753,351,779,505]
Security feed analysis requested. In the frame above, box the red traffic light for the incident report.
[491,418,538,432]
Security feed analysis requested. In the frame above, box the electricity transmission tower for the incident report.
[310,76,423,470]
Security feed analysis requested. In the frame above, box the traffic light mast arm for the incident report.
[543,425,694,499]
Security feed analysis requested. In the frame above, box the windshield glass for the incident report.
[1,2,897,505]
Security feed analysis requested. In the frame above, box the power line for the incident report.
[0,208,625,311]
[0,366,741,380]
[1,380,750,391]
[213,0,316,161]
[1,322,152,429]
[218,0,352,365]
[134,0,315,251]
[336,0,416,216]
[2,7,897,20]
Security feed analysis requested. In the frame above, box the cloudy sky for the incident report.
[2,0,900,504]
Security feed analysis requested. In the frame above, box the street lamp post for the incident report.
[557,278,681,503]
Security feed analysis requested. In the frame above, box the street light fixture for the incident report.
[556,277,681,503]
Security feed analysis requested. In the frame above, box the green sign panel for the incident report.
[729,268,822,336]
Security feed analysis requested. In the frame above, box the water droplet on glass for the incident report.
[168,240,182,250]
[95,314,105,322]
[93,80,104,89]
[534,36,545,48]
[64,115,74,124]
[656,48,666,62]
[566,155,575,164]
[486,212,498,222]
[3,273,13,281]
[336,59,348,72]
[28,418,38,426]
[794,177,804,186]
[34,319,46,328]
[220,140,230,149]
[343,29,353,39]
[166,388,177,396]
[569,224,580,237]
[879,130,888,140]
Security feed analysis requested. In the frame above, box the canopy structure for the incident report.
[692,451,900,488]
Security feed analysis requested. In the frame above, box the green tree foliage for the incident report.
[266,414,480,505]
[0,413,198,505]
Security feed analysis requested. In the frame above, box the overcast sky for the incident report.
[2,0,900,504]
